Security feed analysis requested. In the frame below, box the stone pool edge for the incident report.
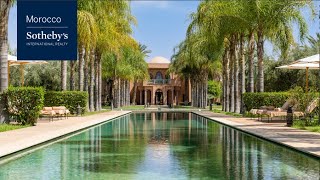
[193,111,320,159]
[0,111,131,159]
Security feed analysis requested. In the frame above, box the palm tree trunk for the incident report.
[89,50,95,112]
[198,80,201,108]
[248,31,255,92]
[0,3,9,92]
[195,80,199,107]
[78,47,85,91]
[203,75,208,109]
[98,57,102,110]
[132,79,137,105]
[223,48,230,112]
[122,79,125,107]
[233,35,240,113]
[239,34,246,113]
[0,1,10,123]
[61,60,67,91]
[126,80,130,106]
[94,54,99,111]
[117,78,120,108]
[229,39,235,113]
[257,28,264,92]
[84,51,89,92]
[70,61,76,90]
[191,79,195,107]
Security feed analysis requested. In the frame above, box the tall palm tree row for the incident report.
[171,0,312,112]
[75,0,148,111]
[170,30,221,109]
[0,0,147,114]
[102,45,148,108]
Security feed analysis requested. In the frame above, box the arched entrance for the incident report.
[155,89,163,105]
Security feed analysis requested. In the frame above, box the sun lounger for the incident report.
[261,98,319,122]
[40,107,56,121]
[250,103,286,120]
[40,106,70,121]
[52,106,70,119]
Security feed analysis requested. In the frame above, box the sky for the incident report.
[7,1,320,61]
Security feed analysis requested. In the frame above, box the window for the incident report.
[155,72,163,79]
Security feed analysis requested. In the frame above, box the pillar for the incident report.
[139,90,142,105]
[176,90,179,105]
[151,89,155,105]
[188,78,191,102]
[144,89,147,105]
[171,89,174,105]
[163,90,167,105]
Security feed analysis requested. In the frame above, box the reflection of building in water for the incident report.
[130,56,192,105]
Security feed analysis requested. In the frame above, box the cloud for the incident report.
[131,1,170,9]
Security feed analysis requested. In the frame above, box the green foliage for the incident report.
[1,87,44,125]
[10,62,63,91]
[293,119,320,133]
[264,41,319,92]
[44,91,88,114]
[288,86,318,113]
[207,80,222,99]
[102,46,148,81]
[243,92,290,110]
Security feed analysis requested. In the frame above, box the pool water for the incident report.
[0,112,319,179]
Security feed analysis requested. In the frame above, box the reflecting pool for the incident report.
[0,112,319,179]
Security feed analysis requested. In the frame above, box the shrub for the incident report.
[243,92,289,111]
[1,87,44,125]
[44,91,88,114]
[208,80,222,103]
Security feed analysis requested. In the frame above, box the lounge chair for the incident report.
[52,106,70,119]
[40,107,56,121]
[262,98,319,122]
[249,99,292,120]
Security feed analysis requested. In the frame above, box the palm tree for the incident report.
[177,0,312,113]
[0,0,14,122]
[250,0,312,92]
[69,61,76,90]
[0,0,14,92]
[248,31,255,92]
[77,9,97,92]
[61,60,67,90]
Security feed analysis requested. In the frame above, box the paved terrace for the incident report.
[0,111,130,158]
[194,111,320,158]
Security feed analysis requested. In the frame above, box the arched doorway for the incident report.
[155,89,163,105]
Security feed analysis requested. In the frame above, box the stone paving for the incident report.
[0,111,130,158]
[194,111,320,158]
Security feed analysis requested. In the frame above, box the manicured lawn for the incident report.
[293,118,320,133]
[83,109,111,116]
[0,124,30,132]
[293,125,320,133]
[173,105,198,109]
[212,105,244,117]
[115,105,145,110]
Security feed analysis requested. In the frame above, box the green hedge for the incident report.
[1,87,44,125]
[44,91,88,114]
[243,92,290,111]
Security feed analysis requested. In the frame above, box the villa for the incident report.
[130,56,191,106]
